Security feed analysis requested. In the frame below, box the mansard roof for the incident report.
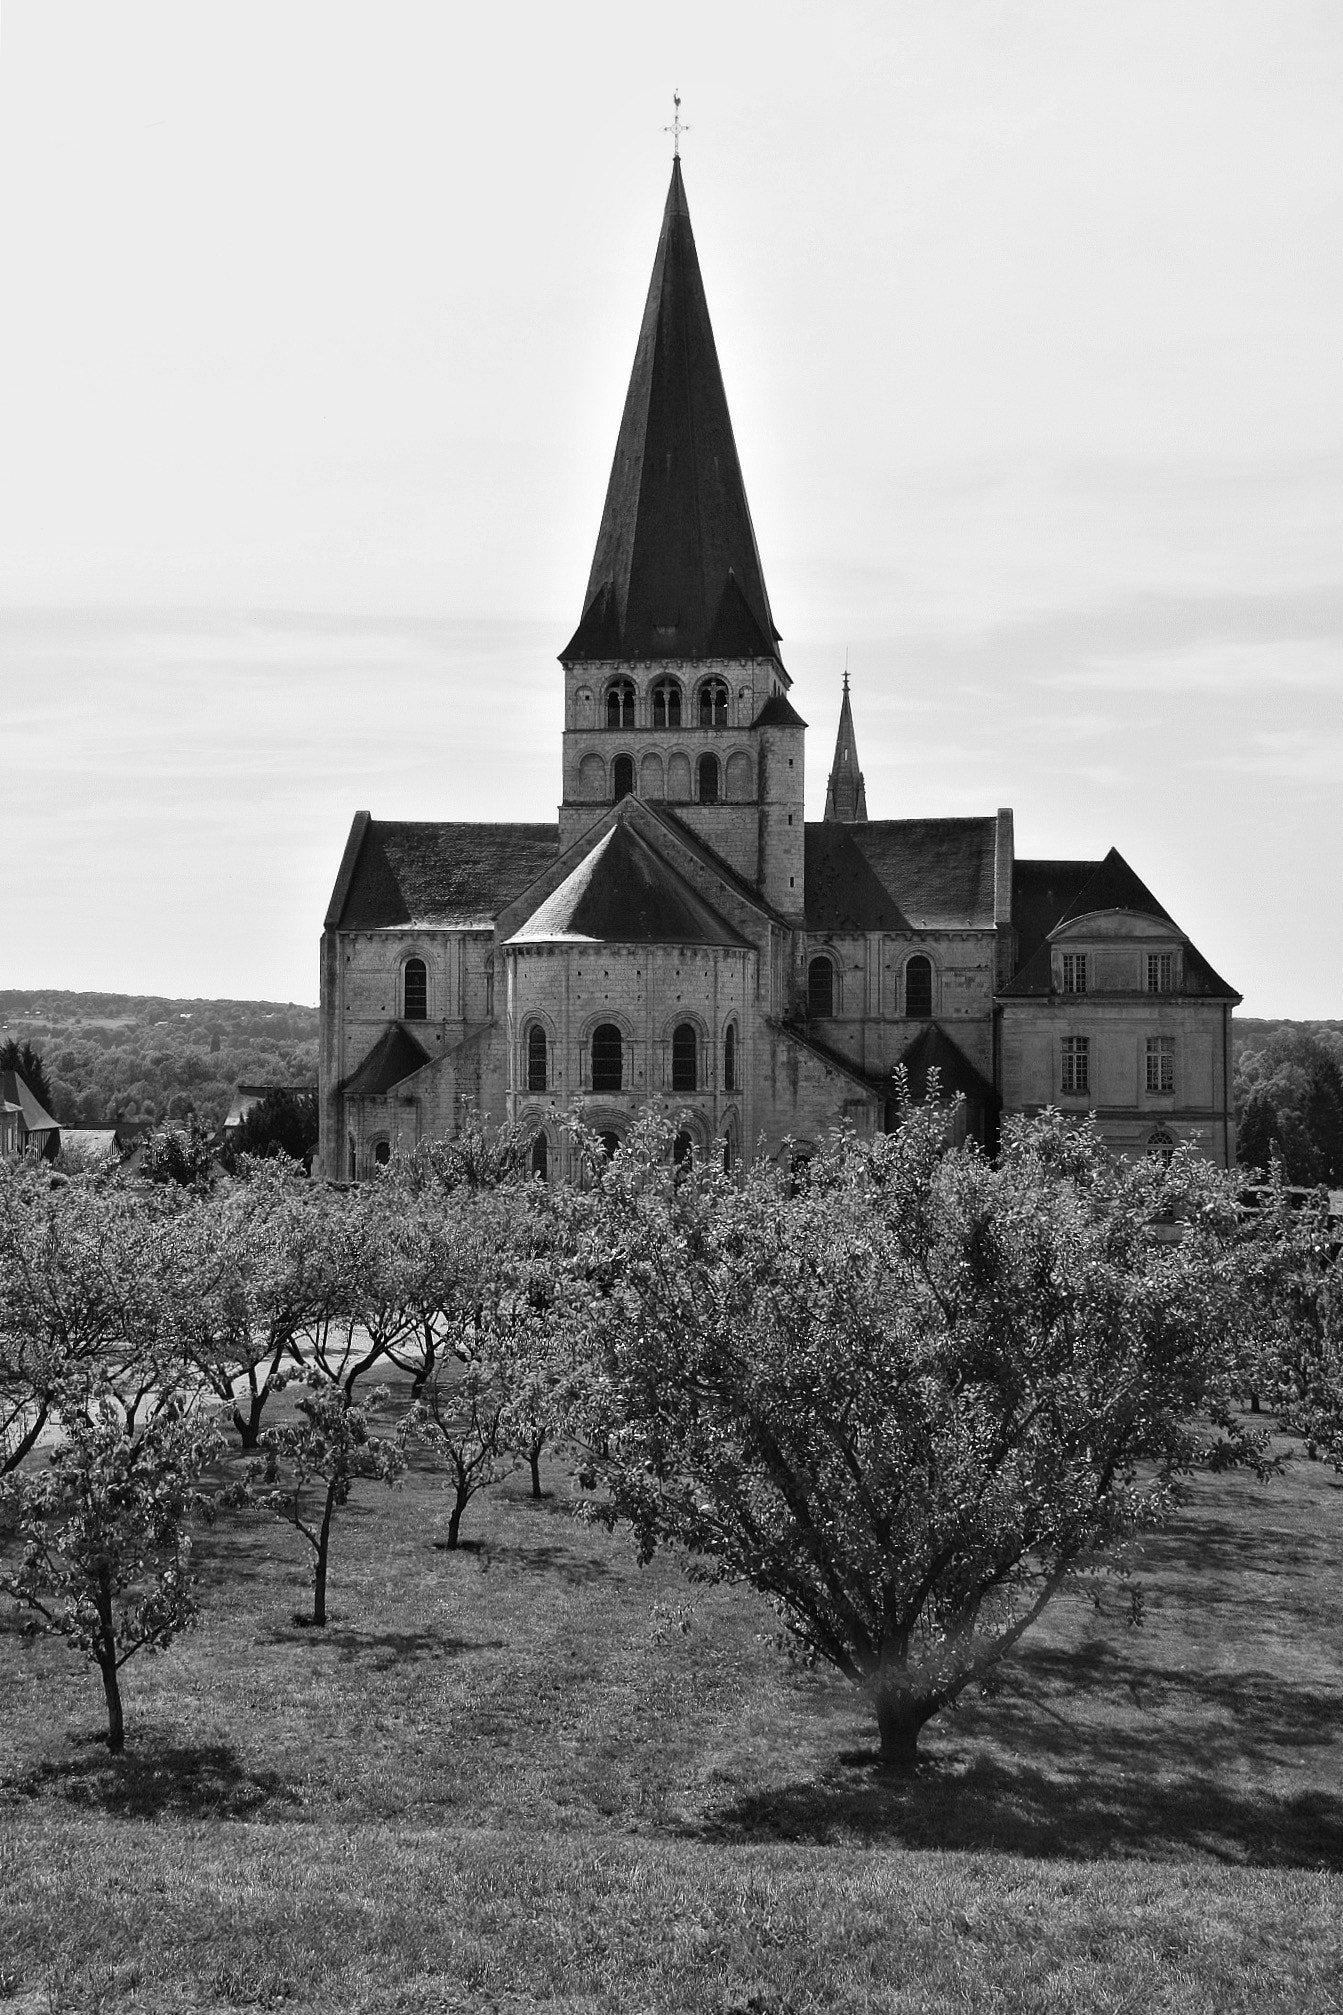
[804,818,1000,934]
[1002,847,1239,998]
[508,820,748,948]
[338,1025,433,1098]
[326,815,559,932]
[562,159,782,667]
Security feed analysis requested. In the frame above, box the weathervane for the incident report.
[665,90,688,159]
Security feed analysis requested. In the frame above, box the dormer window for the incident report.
[698,678,729,727]
[606,679,636,729]
[1147,953,1174,994]
[651,678,682,727]
[1062,953,1087,995]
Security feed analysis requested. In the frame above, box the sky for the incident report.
[1,0,1339,1015]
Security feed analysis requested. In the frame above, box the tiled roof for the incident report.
[562,159,782,667]
[329,819,559,932]
[339,1026,433,1098]
[0,1069,59,1136]
[508,822,748,947]
[805,818,999,934]
[752,692,807,729]
[1002,848,1239,998]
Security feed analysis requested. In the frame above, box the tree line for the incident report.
[1,1104,1340,1767]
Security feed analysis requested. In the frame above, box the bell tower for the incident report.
[557,157,804,918]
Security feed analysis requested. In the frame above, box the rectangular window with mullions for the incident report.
[1146,1037,1175,1093]
[1147,953,1173,994]
[1061,953,1087,994]
[1061,1035,1090,1094]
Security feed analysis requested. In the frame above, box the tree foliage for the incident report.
[221,1088,319,1171]
[1236,1027,1343,1185]
[0,1037,56,1113]
[566,1108,1266,1765]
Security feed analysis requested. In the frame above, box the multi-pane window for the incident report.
[1061,1036,1090,1095]
[1147,953,1174,994]
[606,679,636,728]
[591,1023,623,1093]
[1146,1037,1175,1093]
[1062,953,1087,995]
[651,678,682,727]
[403,958,428,1020]
[671,1022,697,1092]
[723,1022,737,1092]
[526,1023,547,1093]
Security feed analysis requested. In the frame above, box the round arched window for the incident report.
[531,1132,549,1179]
[808,957,835,1018]
[527,1023,547,1093]
[373,1140,391,1167]
[698,678,729,727]
[403,958,428,1020]
[591,1023,623,1093]
[723,1022,737,1091]
[599,1130,621,1161]
[612,755,635,801]
[697,753,720,805]
[606,679,635,728]
[671,1022,697,1092]
[651,678,682,727]
[905,956,933,1019]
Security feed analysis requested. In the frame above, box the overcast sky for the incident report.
[2,1,1339,1015]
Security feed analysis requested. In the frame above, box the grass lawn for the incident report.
[2,1393,1342,2012]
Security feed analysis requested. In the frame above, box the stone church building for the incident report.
[318,160,1238,1182]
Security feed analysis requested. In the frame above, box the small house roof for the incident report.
[508,821,748,947]
[339,1026,433,1098]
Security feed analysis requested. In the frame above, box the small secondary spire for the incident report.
[824,670,868,824]
[665,90,689,159]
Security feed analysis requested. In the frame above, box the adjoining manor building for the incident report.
[319,160,1238,1181]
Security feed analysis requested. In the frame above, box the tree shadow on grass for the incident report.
[482,1538,615,1586]
[691,1641,1343,1869]
[324,1625,504,1665]
[5,1740,301,1821]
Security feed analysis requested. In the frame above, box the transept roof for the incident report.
[507,820,747,948]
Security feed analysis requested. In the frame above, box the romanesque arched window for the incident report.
[723,1021,737,1092]
[905,955,933,1019]
[606,679,635,728]
[652,677,682,727]
[527,1023,547,1093]
[373,1140,391,1167]
[612,755,635,801]
[599,1130,621,1161]
[672,1022,697,1092]
[698,677,729,727]
[531,1131,549,1180]
[591,1023,623,1092]
[698,753,720,805]
[403,958,428,1020]
[808,956,835,1018]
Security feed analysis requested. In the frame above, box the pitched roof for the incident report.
[339,1026,433,1098]
[0,1069,59,1136]
[508,821,748,947]
[805,818,999,934]
[823,675,868,823]
[328,819,559,931]
[562,159,782,666]
[752,691,807,729]
[1003,848,1239,998]
[893,1024,998,1105]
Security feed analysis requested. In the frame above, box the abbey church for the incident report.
[318,159,1238,1181]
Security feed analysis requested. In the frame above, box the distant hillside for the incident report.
[0,989,318,1131]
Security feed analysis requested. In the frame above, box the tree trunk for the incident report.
[445,1488,467,1549]
[232,1385,268,1448]
[95,1573,124,1752]
[874,1682,930,1771]
[529,1446,542,1499]
[312,1480,337,1625]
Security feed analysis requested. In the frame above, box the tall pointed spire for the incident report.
[562,159,781,665]
[824,672,868,823]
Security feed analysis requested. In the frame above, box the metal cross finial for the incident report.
[665,90,688,159]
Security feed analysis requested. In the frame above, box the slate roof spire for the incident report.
[823,672,868,823]
[562,158,782,666]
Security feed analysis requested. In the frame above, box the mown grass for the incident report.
[2,1395,1342,2012]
